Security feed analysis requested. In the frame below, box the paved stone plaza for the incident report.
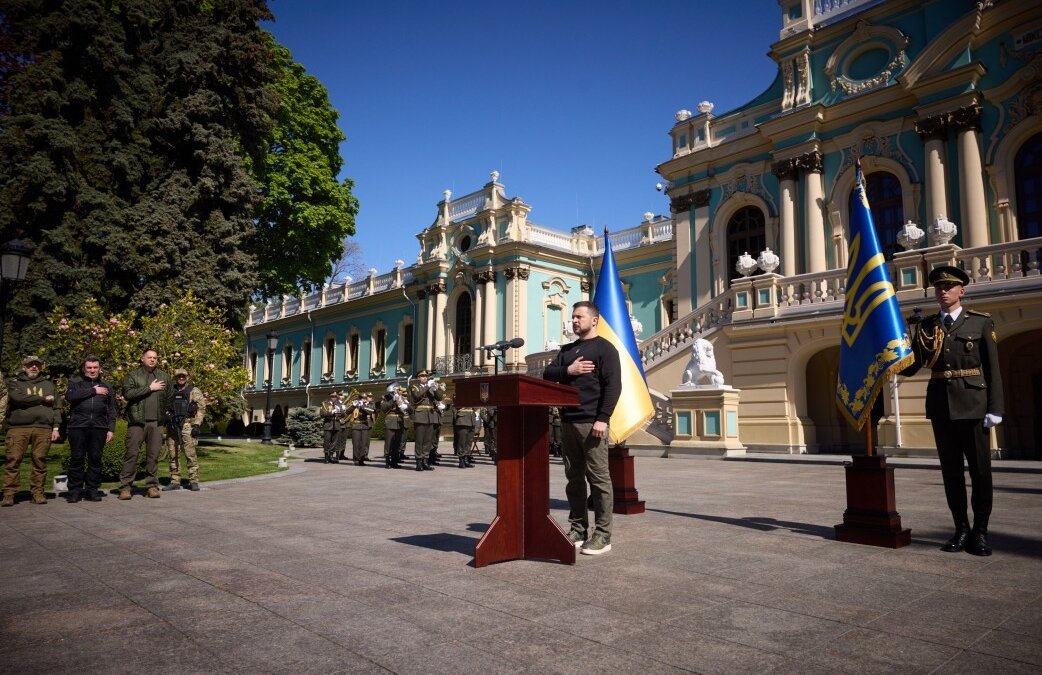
[1,448,1040,674]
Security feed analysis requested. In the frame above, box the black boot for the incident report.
[966,528,992,556]
[385,456,391,469]
[941,522,971,552]
[459,456,466,468]
[422,459,435,471]
[415,458,423,472]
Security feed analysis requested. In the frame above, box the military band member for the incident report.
[320,391,347,464]
[480,407,497,463]
[903,265,1003,557]
[350,393,375,465]
[380,383,410,468]
[549,406,563,458]
[409,370,441,471]
[450,399,477,468]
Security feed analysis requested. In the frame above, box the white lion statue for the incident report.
[682,338,725,387]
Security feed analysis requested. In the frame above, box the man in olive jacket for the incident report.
[3,356,62,506]
[119,349,171,500]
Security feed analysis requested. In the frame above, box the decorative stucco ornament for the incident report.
[675,109,692,122]
[757,248,780,274]
[896,220,925,250]
[735,251,758,277]
[928,215,958,246]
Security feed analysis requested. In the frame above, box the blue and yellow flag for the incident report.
[836,161,913,430]
[594,230,655,443]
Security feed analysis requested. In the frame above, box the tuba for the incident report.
[339,388,360,424]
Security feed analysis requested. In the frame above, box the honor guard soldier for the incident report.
[409,371,441,471]
[548,406,563,458]
[450,398,477,468]
[163,368,206,491]
[480,407,497,463]
[903,265,1003,556]
[380,383,409,468]
[350,393,375,465]
[320,391,347,463]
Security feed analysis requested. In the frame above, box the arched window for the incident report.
[727,206,766,282]
[1015,131,1042,240]
[852,171,903,259]
[455,292,472,360]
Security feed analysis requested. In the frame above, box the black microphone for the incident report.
[507,337,525,349]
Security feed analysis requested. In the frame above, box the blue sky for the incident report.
[265,1,781,276]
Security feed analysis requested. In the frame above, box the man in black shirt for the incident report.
[542,301,621,555]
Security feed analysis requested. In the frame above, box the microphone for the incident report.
[479,338,526,351]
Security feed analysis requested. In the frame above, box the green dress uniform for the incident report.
[409,379,441,471]
[380,393,409,468]
[903,305,1003,549]
[320,396,347,463]
[452,405,477,468]
[350,399,375,464]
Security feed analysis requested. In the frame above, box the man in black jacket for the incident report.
[542,301,621,555]
[64,355,117,503]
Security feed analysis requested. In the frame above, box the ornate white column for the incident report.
[472,272,485,368]
[915,114,949,229]
[952,105,989,248]
[431,281,447,371]
[798,152,827,272]
[483,271,497,364]
[772,159,798,277]
[423,287,435,371]
[671,194,694,317]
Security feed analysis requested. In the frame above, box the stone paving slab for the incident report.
[1,446,1040,674]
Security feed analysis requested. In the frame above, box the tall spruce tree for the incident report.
[0,1,357,364]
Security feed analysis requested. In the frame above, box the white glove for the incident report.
[427,380,438,392]
[983,413,1002,428]
[436,402,446,412]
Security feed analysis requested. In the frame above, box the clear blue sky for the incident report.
[265,1,781,276]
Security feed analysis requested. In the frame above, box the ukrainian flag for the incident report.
[594,230,655,443]
[836,161,913,430]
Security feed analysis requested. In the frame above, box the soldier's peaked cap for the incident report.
[929,265,969,287]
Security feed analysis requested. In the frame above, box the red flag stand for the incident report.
[834,422,911,548]
[609,444,645,514]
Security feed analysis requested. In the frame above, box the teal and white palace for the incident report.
[246,0,1042,459]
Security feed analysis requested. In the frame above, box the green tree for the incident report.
[250,40,359,299]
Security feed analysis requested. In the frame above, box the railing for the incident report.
[957,237,1042,281]
[434,354,474,375]
[247,268,409,325]
[527,223,574,252]
[449,194,484,222]
[639,291,735,368]
[812,0,876,27]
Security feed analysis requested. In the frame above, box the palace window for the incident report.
[455,292,473,360]
[1015,131,1042,240]
[726,206,766,282]
[853,171,903,259]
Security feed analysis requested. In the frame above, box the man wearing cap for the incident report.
[64,355,117,502]
[379,383,409,468]
[320,390,347,463]
[349,392,375,465]
[119,348,171,500]
[450,398,478,469]
[903,265,1003,556]
[3,356,61,506]
[163,368,206,491]
[408,370,440,471]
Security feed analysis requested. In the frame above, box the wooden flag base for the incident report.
[834,454,911,548]
[609,445,645,514]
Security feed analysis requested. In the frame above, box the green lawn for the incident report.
[4,438,289,494]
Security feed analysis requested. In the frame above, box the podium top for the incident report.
[453,374,579,408]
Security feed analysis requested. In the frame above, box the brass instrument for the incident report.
[337,388,361,424]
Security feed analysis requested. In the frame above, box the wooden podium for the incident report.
[453,374,579,567]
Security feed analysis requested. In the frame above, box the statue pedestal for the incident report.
[670,387,745,457]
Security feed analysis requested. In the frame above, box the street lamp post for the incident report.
[0,240,32,366]
[261,330,279,444]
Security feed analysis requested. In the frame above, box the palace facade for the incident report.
[245,0,1042,459]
